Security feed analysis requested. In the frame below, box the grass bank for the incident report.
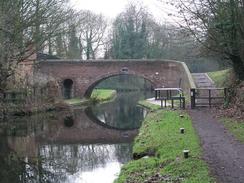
[208,69,231,87]
[64,98,90,106]
[116,101,213,183]
[138,100,161,111]
[64,89,117,106]
[91,89,117,103]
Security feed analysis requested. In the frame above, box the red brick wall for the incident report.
[36,59,192,98]
[15,51,36,86]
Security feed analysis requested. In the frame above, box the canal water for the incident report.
[0,76,154,183]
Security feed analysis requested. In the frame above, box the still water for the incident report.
[0,90,153,183]
[87,91,153,130]
[0,110,137,183]
[39,143,132,183]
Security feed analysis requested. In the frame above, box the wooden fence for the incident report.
[190,88,228,109]
[155,88,185,109]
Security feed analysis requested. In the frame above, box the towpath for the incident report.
[190,73,244,183]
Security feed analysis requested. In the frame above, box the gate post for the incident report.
[190,88,196,109]
[155,90,157,100]
[224,88,227,103]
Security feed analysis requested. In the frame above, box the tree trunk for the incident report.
[86,43,90,60]
[48,37,52,55]
[231,55,244,81]
[35,0,41,52]
[79,35,83,60]
[91,49,95,59]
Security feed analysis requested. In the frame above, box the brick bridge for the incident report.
[36,59,193,98]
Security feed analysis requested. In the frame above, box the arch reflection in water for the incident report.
[88,91,151,130]
[0,75,154,183]
[87,74,154,130]
[0,111,135,183]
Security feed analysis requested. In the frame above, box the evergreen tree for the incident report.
[67,25,80,59]
[111,4,150,59]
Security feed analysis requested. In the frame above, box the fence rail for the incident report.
[155,88,185,109]
[190,88,228,109]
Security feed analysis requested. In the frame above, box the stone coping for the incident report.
[180,62,196,89]
[38,59,183,63]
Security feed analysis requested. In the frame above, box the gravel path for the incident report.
[189,109,244,183]
[148,73,244,182]
[190,73,244,183]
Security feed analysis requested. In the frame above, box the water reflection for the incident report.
[0,82,153,183]
[88,91,153,129]
[0,110,135,183]
[0,143,132,183]
[40,143,132,183]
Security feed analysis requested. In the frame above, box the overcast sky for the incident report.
[70,0,176,22]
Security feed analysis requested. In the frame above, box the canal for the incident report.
[0,76,154,183]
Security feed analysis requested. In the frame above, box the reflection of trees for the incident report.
[38,143,132,182]
[0,112,60,138]
[0,137,22,183]
[0,112,71,183]
[114,143,133,164]
[0,138,133,183]
[0,136,58,183]
[92,91,151,129]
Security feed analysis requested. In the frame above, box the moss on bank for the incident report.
[115,101,213,183]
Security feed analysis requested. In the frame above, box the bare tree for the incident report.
[78,11,108,60]
[0,0,70,92]
[166,0,244,80]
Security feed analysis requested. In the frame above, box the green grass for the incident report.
[91,89,117,103]
[221,118,244,142]
[115,104,213,183]
[138,100,161,111]
[64,89,117,106]
[64,98,90,106]
[208,69,231,87]
[138,96,188,110]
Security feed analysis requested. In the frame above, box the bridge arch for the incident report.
[84,73,157,98]
[37,59,194,99]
